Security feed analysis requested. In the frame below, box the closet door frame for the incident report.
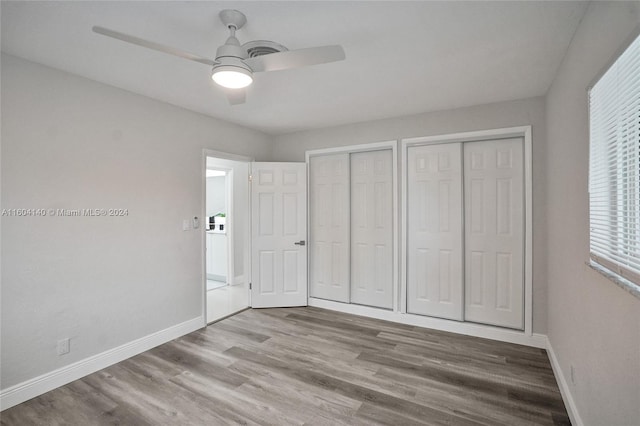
[401,126,533,337]
[306,140,399,311]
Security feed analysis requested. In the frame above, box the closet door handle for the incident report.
[294,240,306,246]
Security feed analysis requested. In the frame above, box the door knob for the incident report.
[294,240,306,246]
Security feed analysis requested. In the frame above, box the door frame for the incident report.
[201,149,253,326]
[401,126,533,336]
[306,140,399,311]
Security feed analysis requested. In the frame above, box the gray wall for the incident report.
[544,2,640,424]
[0,54,271,388]
[272,97,548,334]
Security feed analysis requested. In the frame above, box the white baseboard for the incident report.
[545,336,584,426]
[308,298,547,348]
[0,316,204,411]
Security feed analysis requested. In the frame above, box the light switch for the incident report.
[57,338,70,355]
[182,219,190,231]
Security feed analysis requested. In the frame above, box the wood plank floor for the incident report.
[1,307,570,425]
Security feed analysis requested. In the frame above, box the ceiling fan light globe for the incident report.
[211,66,253,89]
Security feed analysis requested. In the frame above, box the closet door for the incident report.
[464,138,524,329]
[350,150,394,309]
[407,143,464,320]
[309,154,350,303]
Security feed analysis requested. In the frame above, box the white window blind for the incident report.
[589,32,640,287]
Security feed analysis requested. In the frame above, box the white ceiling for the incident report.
[1,1,588,135]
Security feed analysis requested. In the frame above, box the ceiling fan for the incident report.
[93,9,346,105]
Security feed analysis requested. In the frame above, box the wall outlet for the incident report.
[57,338,70,355]
[570,365,575,384]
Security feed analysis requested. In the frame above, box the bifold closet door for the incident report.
[309,154,350,303]
[350,150,394,309]
[407,143,464,320]
[464,138,524,330]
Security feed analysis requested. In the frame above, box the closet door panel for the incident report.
[309,154,350,303]
[464,138,524,329]
[407,144,464,320]
[350,150,394,309]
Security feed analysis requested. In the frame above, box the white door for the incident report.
[407,143,464,320]
[251,162,307,308]
[309,154,350,303]
[464,138,524,329]
[350,150,394,309]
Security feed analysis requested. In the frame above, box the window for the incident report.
[589,32,640,290]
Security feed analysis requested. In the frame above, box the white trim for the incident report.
[587,260,640,299]
[0,316,203,411]
[545,336,584,426]
[402,126,532,146]
[304,157,311,305]
[204,149,253,163]
[400,138,408,314]
[309,298,546,348]
[391,142,399,312]
[202,153,208,324]
[523,126,533,335]
[401,126,533,335]
[305,140,399,310]
[226,169,235,288]
[305,140,396,160]
[248,161,254,307]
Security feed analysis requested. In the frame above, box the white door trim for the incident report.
[306,140,397,157]
[306,140,399,311]
[202,149,253,326]
[401,126,533,336]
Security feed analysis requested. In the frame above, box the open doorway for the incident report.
[205,168,230,291]
[204,152,251,324]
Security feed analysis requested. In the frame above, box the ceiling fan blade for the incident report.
[224,88,246,105]
[92,26,218,67]
[245,45,345,73]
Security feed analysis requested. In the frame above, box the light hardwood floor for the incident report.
[1,307,570,425]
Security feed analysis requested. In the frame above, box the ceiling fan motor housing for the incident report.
[212,56,252,74]
[216,35,248,60]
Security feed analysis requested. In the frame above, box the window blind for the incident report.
[589,32,640,286]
